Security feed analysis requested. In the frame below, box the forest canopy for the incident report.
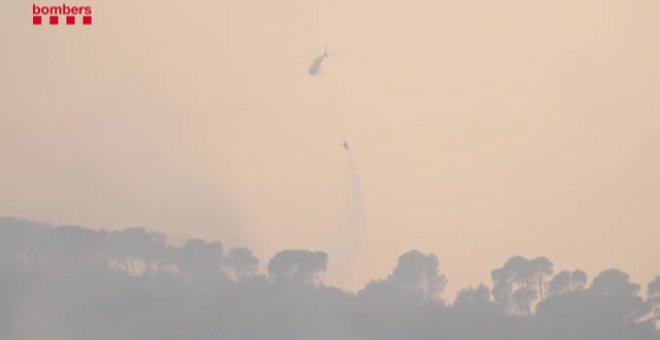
[1,217,658,340]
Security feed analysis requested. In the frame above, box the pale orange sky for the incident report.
[1,0,659,294]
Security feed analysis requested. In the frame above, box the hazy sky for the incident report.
[2,0,659,292]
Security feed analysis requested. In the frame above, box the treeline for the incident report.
[0,217,658,340]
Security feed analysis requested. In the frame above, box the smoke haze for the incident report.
[2,0,660,335]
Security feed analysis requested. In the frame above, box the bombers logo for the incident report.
[33,4,92,26]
